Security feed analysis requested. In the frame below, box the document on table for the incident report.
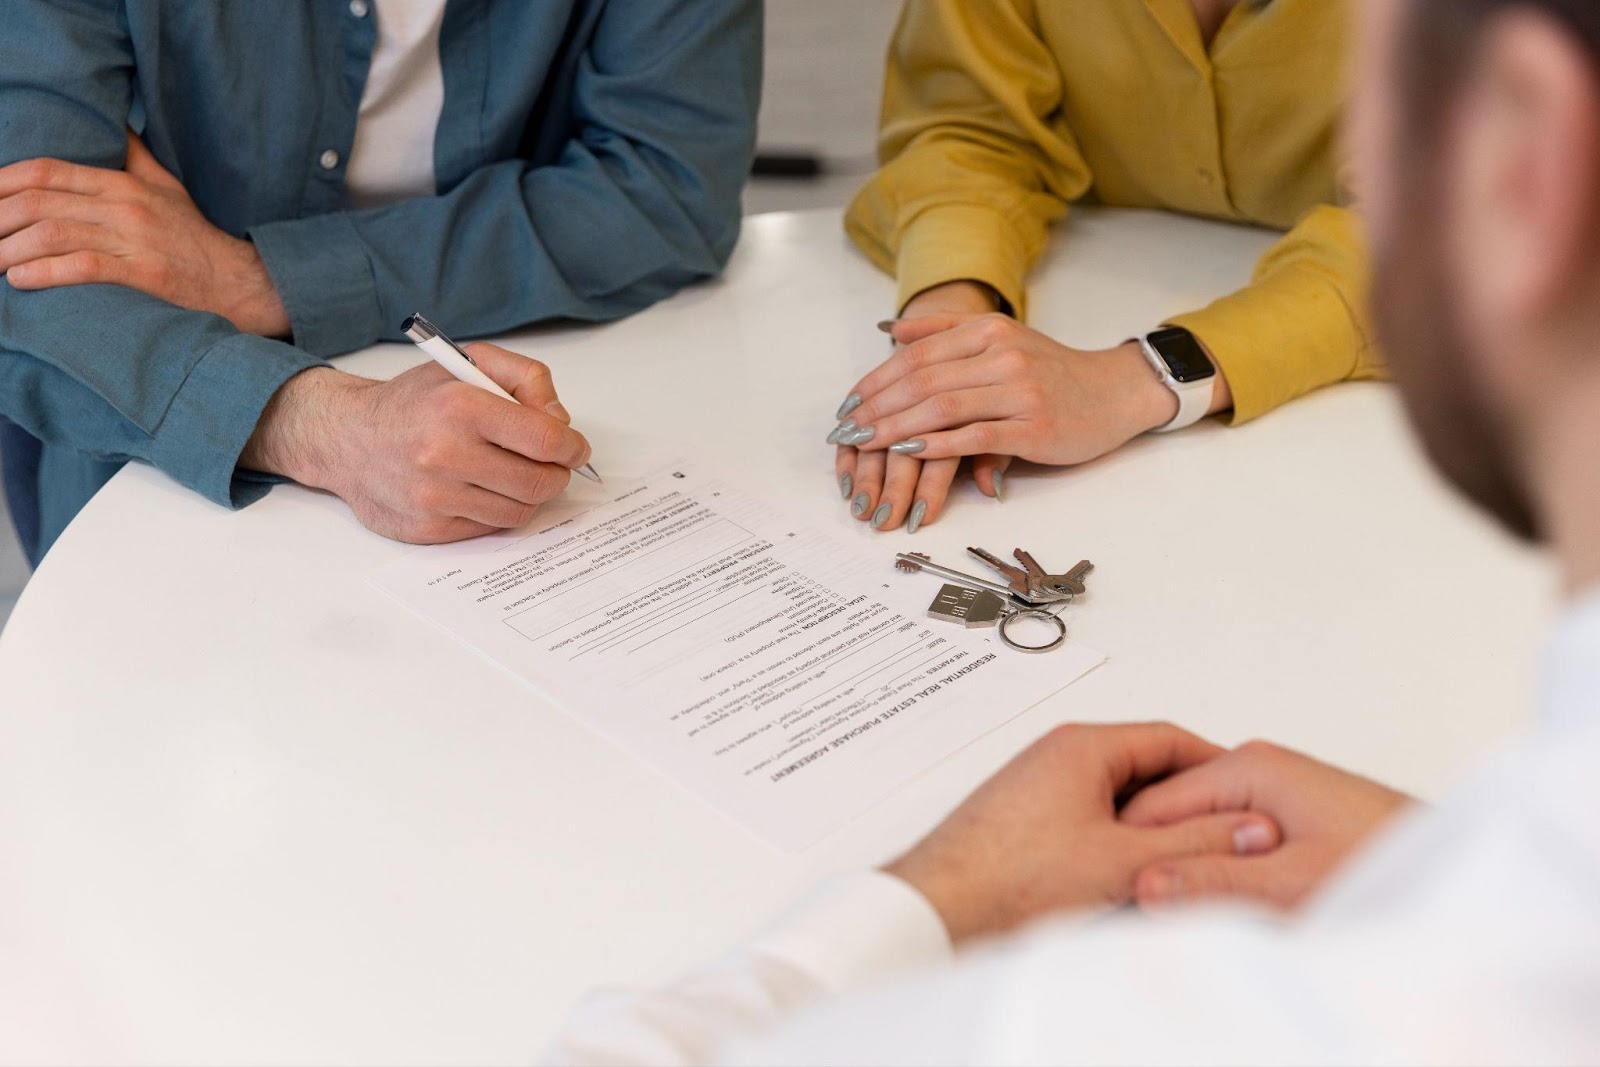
[374,463,1105,850]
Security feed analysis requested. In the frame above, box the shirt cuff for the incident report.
[1166,279,1370,424]
[892,204,1033,321]
[747,871,953,997]
[249,212,385,358]
[146,333,326,511]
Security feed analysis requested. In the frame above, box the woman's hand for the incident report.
[838,313,1230,464]
[833,282,1008,533]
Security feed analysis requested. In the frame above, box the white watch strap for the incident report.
[1154,376,1214,433]
[1139,335,1215,434]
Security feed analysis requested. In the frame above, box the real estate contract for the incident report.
[374,464,1104,849]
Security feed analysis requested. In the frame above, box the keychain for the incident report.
[895,549,1093,655]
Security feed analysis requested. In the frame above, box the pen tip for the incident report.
[575,463,603,483]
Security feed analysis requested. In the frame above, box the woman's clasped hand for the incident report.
[829,312,1220,533]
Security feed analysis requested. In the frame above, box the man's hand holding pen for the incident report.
[241,345,592,545]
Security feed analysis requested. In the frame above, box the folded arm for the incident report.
[3,2,760,361]
[0,0,324,510]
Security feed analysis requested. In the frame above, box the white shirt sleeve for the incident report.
[541,872,952,1066]
[540,870,1342,1067]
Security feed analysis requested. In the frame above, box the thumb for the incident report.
[1134,853,1291,912]
[124,130,180,188]
[886,312,988,346]
[464,343,571,423]
[1134,811,1281,869]
[971,454,1013,500]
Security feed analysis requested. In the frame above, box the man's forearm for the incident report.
[239,366,368,489]
[221,237,292,338]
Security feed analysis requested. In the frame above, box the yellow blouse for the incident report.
[845,0,1381,423]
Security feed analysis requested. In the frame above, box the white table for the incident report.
[0,208,1554,1065]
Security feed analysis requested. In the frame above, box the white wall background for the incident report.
[0,0,903,633]
[744,0,901,215]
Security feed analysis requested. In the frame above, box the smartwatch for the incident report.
[1137,326,1217,434]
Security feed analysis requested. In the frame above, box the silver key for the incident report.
[1016,550,1093,597]
[966,546,1035,598]
[895,552,1034,604]
[927,584,1008,628]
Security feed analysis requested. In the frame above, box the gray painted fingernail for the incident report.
[837,418,857,434]
[907,500,927,534]
[843,426,876,446]
[871,502,891,529]
[835,393,863,420]
[889,439,926,455]
[839,472,853,500]
[826,425,845,445]
[876,319,898,334]
[992,468,1006,502]
[852,492,871,517]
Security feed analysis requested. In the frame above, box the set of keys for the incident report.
[895,548,1094,654]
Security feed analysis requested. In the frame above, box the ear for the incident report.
[1449,9,1600,357]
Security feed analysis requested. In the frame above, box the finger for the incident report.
[869,452,922,531]
[971,455,1012,500]
[849,448,886,522]
[1098,722,1228,798]
[853,386,1019,452]
[0,189,107,239]
[848,350,1013,430]
[1119,750,1262,829]
[463,343,572,423]
[0,157,113,200]
[1134,812,1282,872]
[4,249,128,291]
[907,456,961,533]
[849,316,1006,403]
[122,131,181,189]
[834,445,859,504]
[885,312,989,346]
[441,482,547,531]
[389,515,500,546]
[1134,852,1304,912]
[479,408,589,478]
[0,220,112,275]
[455,447,575,507]
[870,422,1032,464]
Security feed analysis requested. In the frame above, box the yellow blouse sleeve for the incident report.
[1167,204,1386,424]
[843,0,1091,318]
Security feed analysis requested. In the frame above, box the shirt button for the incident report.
[349,0,370,16]
[319,149,340,171]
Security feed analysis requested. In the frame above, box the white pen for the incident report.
[401,312,601,483]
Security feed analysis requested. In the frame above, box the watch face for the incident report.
[1148,327,1216,383]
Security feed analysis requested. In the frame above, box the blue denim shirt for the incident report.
[0,0,761,564]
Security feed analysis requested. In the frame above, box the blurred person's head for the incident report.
[1355,0,1600,569]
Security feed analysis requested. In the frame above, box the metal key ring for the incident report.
[998,609,1067,654]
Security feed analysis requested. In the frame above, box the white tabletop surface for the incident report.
[0,208,1555,1065]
